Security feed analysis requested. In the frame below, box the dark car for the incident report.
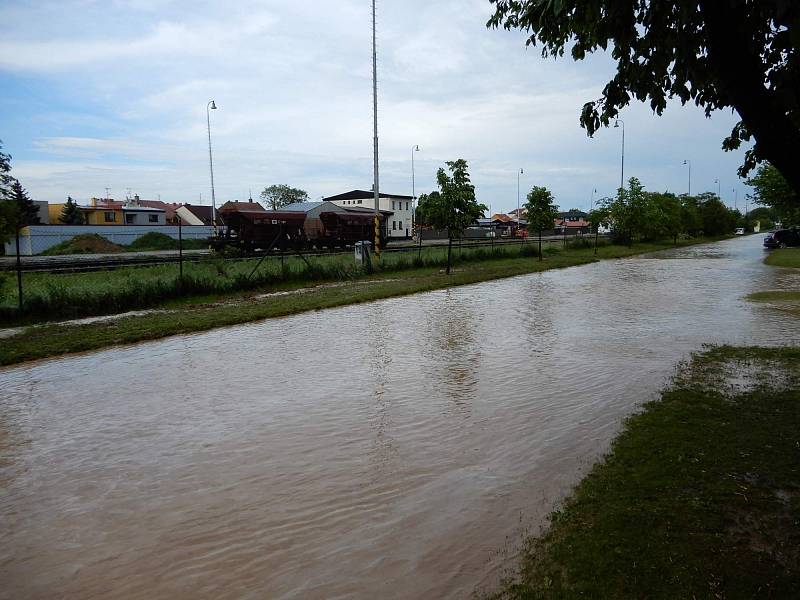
[763,229,800,249]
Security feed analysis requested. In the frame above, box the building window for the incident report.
[392,201,395,210]
[149,214,158,223]
[398,220,402,230]
[392,221,397,230]
[104,211,115,223]
[126,214,136,224]
[406,202,409,210]
[358,199,362,204]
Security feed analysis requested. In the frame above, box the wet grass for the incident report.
[488,345,800,599]
[764,248,800,269]
[747,248,800,315]
[0,236,724,365]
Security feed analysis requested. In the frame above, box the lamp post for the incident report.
[714,178,721,203]
[411,144,419,239]
[517,168,524,239]
[683,159,691,196]
[614,119,625,190]
[206,100,218,232]
[590,188,599,254]
[590,187,597,211]
[733,188,738,212]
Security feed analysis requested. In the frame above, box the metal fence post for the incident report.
[14,227,23,312]
[178,216,183,284]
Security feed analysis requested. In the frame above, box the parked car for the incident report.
[763,229,800,249]
[734,227,745,235]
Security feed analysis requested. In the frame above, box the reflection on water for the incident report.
[1,236,799,600]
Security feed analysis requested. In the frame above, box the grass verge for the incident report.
[764,247,800,269]
[488,345,800,599]
[0,237,721,366]
[747,248,800,315]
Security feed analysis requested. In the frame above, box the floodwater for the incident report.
[1,235,799,599]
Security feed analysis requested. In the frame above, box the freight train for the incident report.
[212,203,390,253]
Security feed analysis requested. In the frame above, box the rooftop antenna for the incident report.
[104,187,111,200]
[248,189,253,202]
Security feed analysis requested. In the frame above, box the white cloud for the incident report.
[1,0,752,213]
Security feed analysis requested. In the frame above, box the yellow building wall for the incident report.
[84,209,122,225]
[48,204,66,223]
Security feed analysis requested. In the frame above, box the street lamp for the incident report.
[683,159,691,196]
[590,187,597,211]
[517,168,524,238]
[714,178,721,202]
[411,144,420,239]
[206,100,218,232]
[733,188,738,212]
[614,119,625,190]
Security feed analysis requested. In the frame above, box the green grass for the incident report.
[0,236,724,365]
[0,239,585,323]
[488,345,800,599]
[764,248,800,269]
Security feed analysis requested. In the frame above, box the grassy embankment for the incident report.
[489,345,800,599]
[747,248,800,313]
[0,236,721,366]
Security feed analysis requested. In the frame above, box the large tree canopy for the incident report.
[488,1,800,195]
[259,184,309,210]
[746,163,799,226]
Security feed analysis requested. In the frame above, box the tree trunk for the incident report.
[446,235,453,274]
[538,229,542,261]
[699,0,800,196]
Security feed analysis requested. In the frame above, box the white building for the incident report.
[324,190,413,238]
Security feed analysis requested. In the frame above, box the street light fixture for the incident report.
[206,100,218,232]
[714,178,721,202]
[683,159,691,196]
[614,119,625,190]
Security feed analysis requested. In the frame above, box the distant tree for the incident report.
[0,141,12,242]
[697,193,737,236]
[415,159,486,274]
[7,179,40,228]
[655,193,684,245]
[747,206,776,230]
[524,186,559,260]
[746,163,799,227]
[680,195,703,237]
[600,177,648,246]
[414,191,441,230]
[488,1,800,196]
[259,184,309,210]
[59,196,85,225]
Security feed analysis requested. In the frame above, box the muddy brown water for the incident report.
[2,236,799,599]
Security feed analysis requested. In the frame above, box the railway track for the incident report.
[1,237,568,273]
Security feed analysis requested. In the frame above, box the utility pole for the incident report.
[372,0,381,259]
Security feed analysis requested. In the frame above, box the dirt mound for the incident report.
[42,234,123,255]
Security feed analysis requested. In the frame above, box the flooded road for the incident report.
[2,235,799,599]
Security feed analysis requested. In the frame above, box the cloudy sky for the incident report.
[0,0,753,214]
